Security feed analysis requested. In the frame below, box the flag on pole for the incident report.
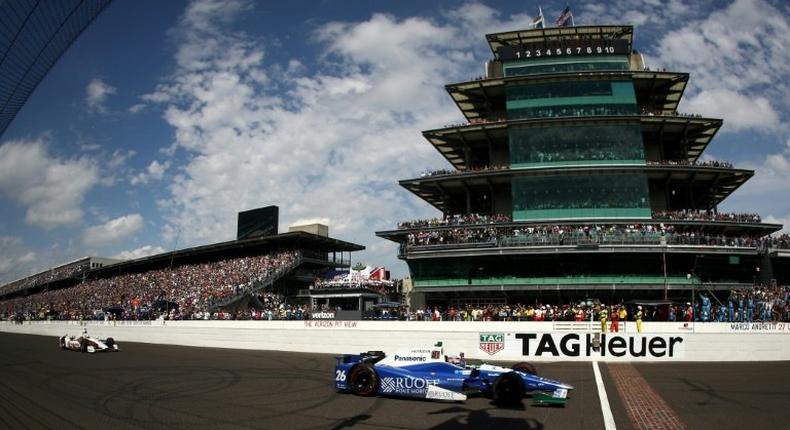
[555,6,573,27]
[530,12,544,29]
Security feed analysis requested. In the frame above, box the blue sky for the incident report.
[1,0,789,284]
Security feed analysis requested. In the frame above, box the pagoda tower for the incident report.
[378,25,786,308]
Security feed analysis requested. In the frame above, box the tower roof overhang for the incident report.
[486,25,634,59]
[446,71,689,122]
[400,165,752,214]
[423,116,722,170]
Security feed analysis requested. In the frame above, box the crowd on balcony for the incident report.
[393,285,790,323]
[311,278,393,294]
[0,260,91,295]
[0,251,298,322]
[641,108,704,118]
[468,117,507,124]
[652,210,761,223]
[441,116,507,129]
[398,213,512,229]
[404,223,778,249]
[419,164,508,178]
[767,234,790,249]
[647,159,733,168]
[398,209,766,233]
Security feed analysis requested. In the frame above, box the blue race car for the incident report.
[335,343,573,406]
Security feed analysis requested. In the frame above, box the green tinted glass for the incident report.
[511,174,650,220]
[510,123,645,167]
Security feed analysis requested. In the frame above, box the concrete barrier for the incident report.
[2,320,789,362]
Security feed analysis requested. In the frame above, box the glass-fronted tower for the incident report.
[377,25,787,308]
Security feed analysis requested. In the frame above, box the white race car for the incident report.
[58,330,119,353]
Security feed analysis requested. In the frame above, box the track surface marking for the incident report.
[592,362,617,430]
[3,332,789,429]
[608,363,686,430]
[0,333,602,430]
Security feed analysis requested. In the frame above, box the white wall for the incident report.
[3,320,789,362]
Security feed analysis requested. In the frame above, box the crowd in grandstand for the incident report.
[311,278,393,294]
[0,260,91,295]
[1,251,298,321]
[190,293,312,321]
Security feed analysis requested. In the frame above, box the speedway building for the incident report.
[378,25,790,308]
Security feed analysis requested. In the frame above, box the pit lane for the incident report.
[0,332,787,429]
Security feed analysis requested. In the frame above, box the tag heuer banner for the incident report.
[479,333,505,355]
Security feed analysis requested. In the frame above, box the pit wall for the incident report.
[2,320,789,362]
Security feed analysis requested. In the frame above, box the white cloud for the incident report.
[683,89,780,131]
[655,0,790,132]
[108,149,136,169]
[16,251,36,263]
[130,160,171,185]
[764,215,790,234]
[145,0,537,275]
[0,138,99,228]
[113,245,166,260]
[82,214,144,248]
[0,236,27,275]
[128,103,146,114]
[579,0,706,28]
[86,78,117,114]
[720,136,790,225]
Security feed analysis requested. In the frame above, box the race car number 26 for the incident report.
[335,370,347,381]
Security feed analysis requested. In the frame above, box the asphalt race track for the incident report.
[0,332,788,430]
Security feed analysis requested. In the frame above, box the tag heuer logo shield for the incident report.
[479,333,504,355]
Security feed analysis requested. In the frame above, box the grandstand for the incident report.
[0,256,122,297]
[0,0,113,137]
[0,210,363,320]
[377,24,790,309]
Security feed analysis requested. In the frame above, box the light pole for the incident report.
[688,254,703,326]
[661,235,668,300]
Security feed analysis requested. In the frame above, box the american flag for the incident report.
[555,6,573,27]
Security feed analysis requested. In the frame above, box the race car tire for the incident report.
[493,372,524,407]
[105,337,115,349]
[349,365,379,397]
[512,362,537,375]
[59,336,66,349]
[79,338,88,353]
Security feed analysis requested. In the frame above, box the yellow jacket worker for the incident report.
[636,306,644,333]
[599,307,608,333]
[619,307,628,330]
